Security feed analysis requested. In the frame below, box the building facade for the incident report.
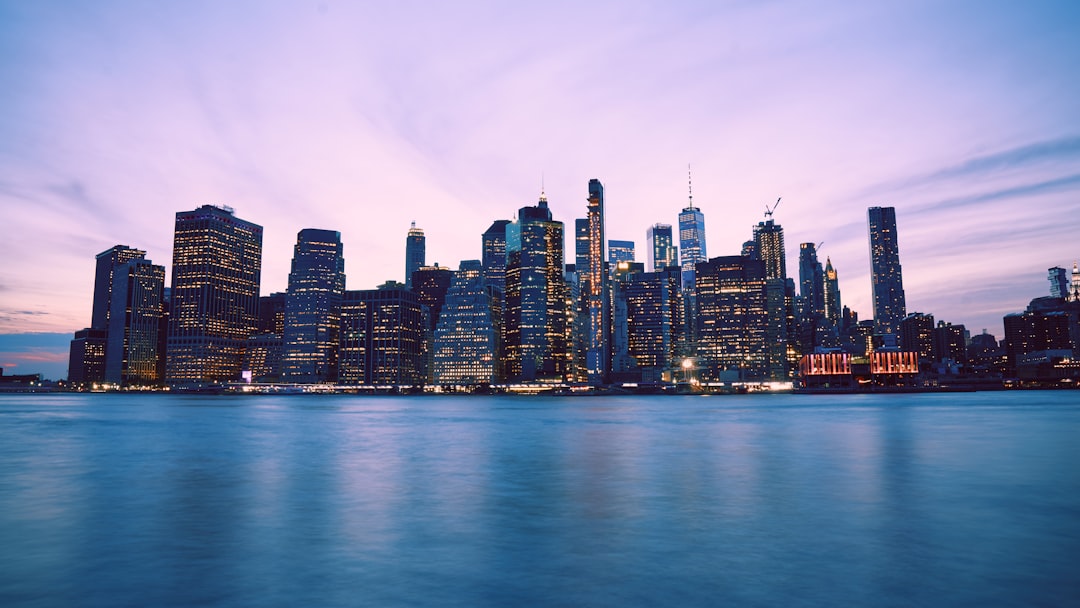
[482,219,511,294]
[105,258,166,386]
[503,194,569,382]
[431,260,502,385]
[282,229,346,384]
[868,206,907,336]
[338,287,428,386]
[165,205,263,386]
[405,222,425,289]
[646,223,677,273]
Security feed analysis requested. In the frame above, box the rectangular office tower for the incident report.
[585,179,610,384]
[868,206,907,336]
[503,193,569,382]
[646,223,677,272]
[282,229,345,384]
[338,287,428,386]
[695,256,786,381]
[105,258,166,386]
[166,205,263,386]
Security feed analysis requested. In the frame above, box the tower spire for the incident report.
[539,172,547,204]
[687,163,695,210]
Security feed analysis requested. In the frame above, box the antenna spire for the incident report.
[687,163,694,209]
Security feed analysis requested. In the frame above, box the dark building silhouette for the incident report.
[933,321,968,366]
[868,206,907,336]
[899,312,935,363]
[92,245,146,331]
[68,328,107,385]
[282,229,345,384]
[165,205,262,386]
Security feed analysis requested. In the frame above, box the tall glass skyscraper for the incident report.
[646,223,677,272]
[585,178,610,383]
[868,206,907,336]
[165,205,262,386]
[482,219,511,293]
[608,240,635,264]
[678,204,707,290]
[282,229,345,384]
[753,220,786,281]
[503,193,568,382]
[405,222,425,289]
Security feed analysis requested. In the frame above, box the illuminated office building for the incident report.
[282,229,345,384]
[503,193,569,382]
[482,220,511,293]
[625,266,683,379]
[695,256,786,381]
[609,240,635,264]
[646,223,677,272]
[338,286,428,386]
[431,260,502,385]
[68,328,107,385]
[165,205,262,386]
[405,222,425,289]
[105,258,166,386]
[868,206,907,336]
[92,245,146,331]
[678,195,707,289]
[824,258,842,326]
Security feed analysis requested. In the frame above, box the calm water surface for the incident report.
[1,391,1078,607]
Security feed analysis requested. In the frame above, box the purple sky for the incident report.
[2,1,1078,379]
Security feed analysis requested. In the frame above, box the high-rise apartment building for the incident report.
[482,220,511,293]
[165,205,262,386]
[104,258,165,386]
[868,206,907,336]
[646,223,677,272]
[405,222,425,289]
[585,179,610,384]
[824,258,842,326]
[753,220,786,281]
[899,312,935,362]
[431,260,502,385]
[282,229,345,384]
[503,193,569,382]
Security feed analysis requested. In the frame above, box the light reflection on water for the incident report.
[1,392,1079,607]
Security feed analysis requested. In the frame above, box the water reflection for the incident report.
[1,392,1078,606]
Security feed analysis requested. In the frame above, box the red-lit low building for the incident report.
[798,350,919,388]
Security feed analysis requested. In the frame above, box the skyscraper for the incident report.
[798,243,825,319]
[338,286,428,386]
[868,206,907,336]
[92,245,147,331]
[282,229,345,384]
[104,258,165,386]
[585,178,610,383]
[431,260,502,385]
[1048,267,1069,299]
[695,256,781,381]
[503,193,568,382]
[608,240,635,264]
[824,257,842,326]
[405,222,425,289]
[678,171,707,290]
[625,266,683,380]
[69,244,147,384]
[482,219,511,293]
[646,223,677,272]
[165,205,262,386]
[753,220,786,281]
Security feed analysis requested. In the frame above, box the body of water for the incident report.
[1,391,1078,606]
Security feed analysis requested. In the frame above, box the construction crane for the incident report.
[764,197,782,219]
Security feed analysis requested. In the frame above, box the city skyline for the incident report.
[2,1,1079,378]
